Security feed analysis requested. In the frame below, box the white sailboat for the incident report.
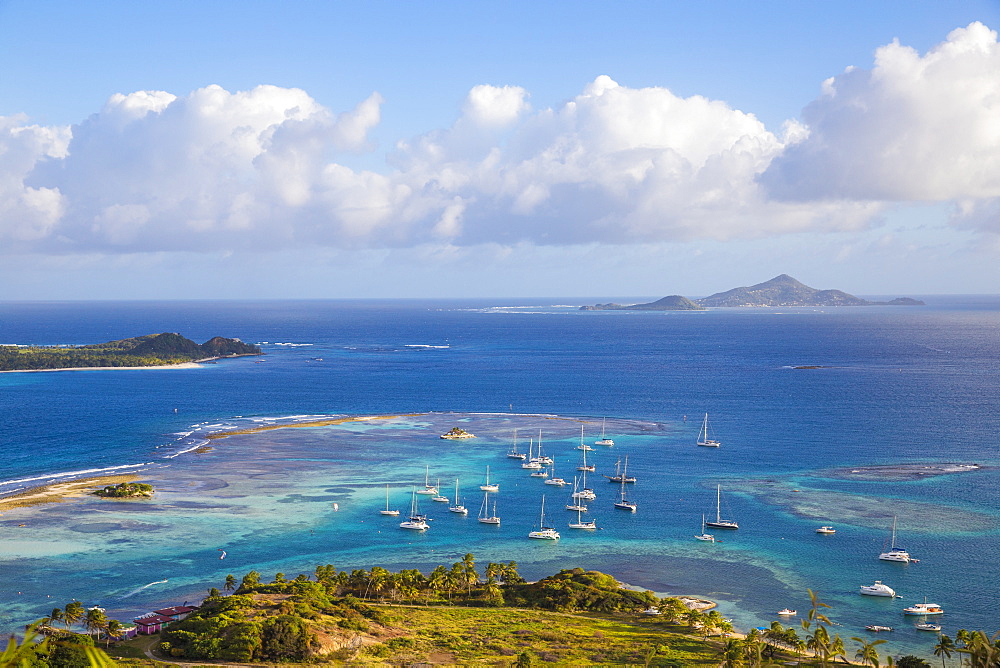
[878,516,913,562]
[448,479,468,514]
[696,413,721,447]
[431,478,449,502]
[399,490,429,530]
[594,417,614,446]
[528,495,560,539]
[521,438,543,469]
[478,491,500,525]
[544,460,567,486]
[704,485,738,529]
[695,514,715,541]
[613,456,636,512]
[535,430,553,465]
[568,504,597,530]
[577,443,595,472]
[416,465,437,495]
[577,425,594,451]
[479,465,499,492]
[507,429,526,459]
[566,477,588,511]
[379,484,400,516]
[573,468,597,500]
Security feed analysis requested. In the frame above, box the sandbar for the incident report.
[0,474,141,510]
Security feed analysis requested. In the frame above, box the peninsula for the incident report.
[0,333,261,371]
[580,274,924,310]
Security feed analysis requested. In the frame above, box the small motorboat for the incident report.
[777,608,796,616]
[903,600,944,615]
[816,526,836,534]
[915,623,942,632]
[866,625,894,632]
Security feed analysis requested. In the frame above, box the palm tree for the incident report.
[852,636,887,668]
[46,607,64,629]
[719,638,745,667]
[829,634,848,664]
[224,574,238,592]
[63,600,84,631]
[105,619,123,647]
[84,607,108,640]
[957,630,1000,668]
[461,553,478,595]
[934,634,955,668]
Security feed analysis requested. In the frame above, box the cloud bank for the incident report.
[2,22,999,255]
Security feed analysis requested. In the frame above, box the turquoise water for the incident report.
[1,298,998,657]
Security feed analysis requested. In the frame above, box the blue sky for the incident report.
[2,1,999,299]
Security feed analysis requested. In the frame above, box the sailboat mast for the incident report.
[716,485,722,523]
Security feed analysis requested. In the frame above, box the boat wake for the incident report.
[118,579,168,599]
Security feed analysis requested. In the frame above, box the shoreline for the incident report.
[0,353,260,374]
[0,474,142,510]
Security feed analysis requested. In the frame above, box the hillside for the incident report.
[0,333,261,371]
[581,295,705,311]
[696,274,925,307]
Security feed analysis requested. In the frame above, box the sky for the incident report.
[2,1,1000,300]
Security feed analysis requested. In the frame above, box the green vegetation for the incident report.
[11,560,1000,666]
[0,333,261,371]
[93,483,154,499]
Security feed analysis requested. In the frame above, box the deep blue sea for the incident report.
[1,297,998,657]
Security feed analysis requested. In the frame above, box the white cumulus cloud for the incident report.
[5,22,1000,258]
[761,22,1000,206]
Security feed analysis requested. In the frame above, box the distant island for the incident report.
[0,333,262,371]
[580,295,704,311]
[581,274,925,310]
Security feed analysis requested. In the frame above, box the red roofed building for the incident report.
[133,614,174,635]
[152,605,197,620]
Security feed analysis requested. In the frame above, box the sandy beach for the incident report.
[0,474,142,510]
[1,362,205,373]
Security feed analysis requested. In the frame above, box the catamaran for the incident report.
[379,483,400,516]
[416,465,437,495]
[431,478,449,502]
[696,413,721,447]
[544,460,567,486]
[478,491,500,525]
[704,485,738,529]
[878,516,914,562]
[566,477,588,511]
[535,430,553,465]
[479,466,499,492]
[528,495,560,539]
[448,479,468,514]
[399,490,429,530]
[521,438,543,470]
[695,514,715,541]
[573,468,597,500]
[594,418,614,446]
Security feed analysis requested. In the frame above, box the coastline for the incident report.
[0,353,260,374]
[0,474,141,510]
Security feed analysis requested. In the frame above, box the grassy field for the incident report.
[359,605,719,665]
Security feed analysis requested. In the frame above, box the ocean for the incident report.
[1,297,998,658]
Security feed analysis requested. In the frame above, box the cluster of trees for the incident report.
[160,557,684,662]
[0,333,261,371]
[92,482,153,498]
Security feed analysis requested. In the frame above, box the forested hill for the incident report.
[0,333,261,371]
